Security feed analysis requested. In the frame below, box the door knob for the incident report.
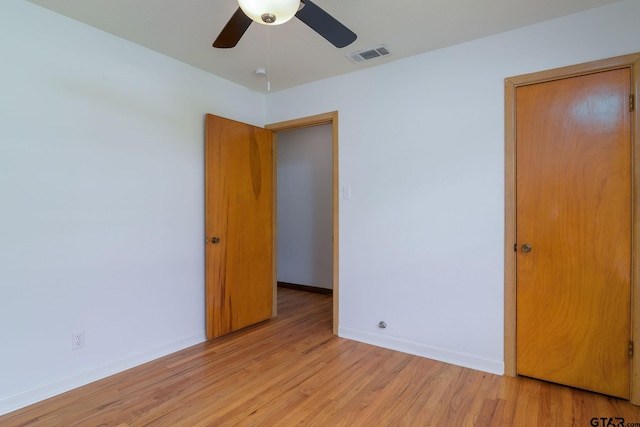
[210,237,221,244]
[521,243,532,253]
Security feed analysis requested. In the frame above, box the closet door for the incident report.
[516,68,632,398]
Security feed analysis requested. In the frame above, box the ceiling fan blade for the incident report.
[213,7,253,48]
[296,0,357,48]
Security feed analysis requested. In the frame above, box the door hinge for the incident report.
[630,341,634,358]
[514,243,517,252]
[631,94,635,112]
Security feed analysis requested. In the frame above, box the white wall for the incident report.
[267,0,640,374]
[0,0,265,415]
[277,125,333,289]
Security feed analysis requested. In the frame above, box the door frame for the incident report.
[504,53,640,402]
[267,112,340,335]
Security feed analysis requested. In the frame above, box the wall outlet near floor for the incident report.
[72,331,85,350]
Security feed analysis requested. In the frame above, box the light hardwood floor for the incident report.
[3,288,640,426]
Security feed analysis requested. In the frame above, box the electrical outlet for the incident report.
[72,331,85,350]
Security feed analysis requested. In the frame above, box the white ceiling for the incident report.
[26,0,619,93]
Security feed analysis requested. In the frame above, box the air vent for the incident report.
[346,44,391,64]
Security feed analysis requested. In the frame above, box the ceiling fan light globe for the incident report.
[237,0,299,25]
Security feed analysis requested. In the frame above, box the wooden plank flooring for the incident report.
[3,288,640,426]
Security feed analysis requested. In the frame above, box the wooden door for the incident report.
[205,114,274,340]
[515,69,632,398]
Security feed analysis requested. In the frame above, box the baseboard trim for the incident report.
[277,281,333,295]
[338,327,504,375]
[0,334,205,416]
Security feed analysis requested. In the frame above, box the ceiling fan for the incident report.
[213,0,357,49]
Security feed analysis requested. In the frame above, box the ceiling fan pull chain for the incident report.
[266,26,271,92]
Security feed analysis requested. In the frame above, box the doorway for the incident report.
[277,125,333,294]
[267,112,340,334]
[504,53,640,402]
